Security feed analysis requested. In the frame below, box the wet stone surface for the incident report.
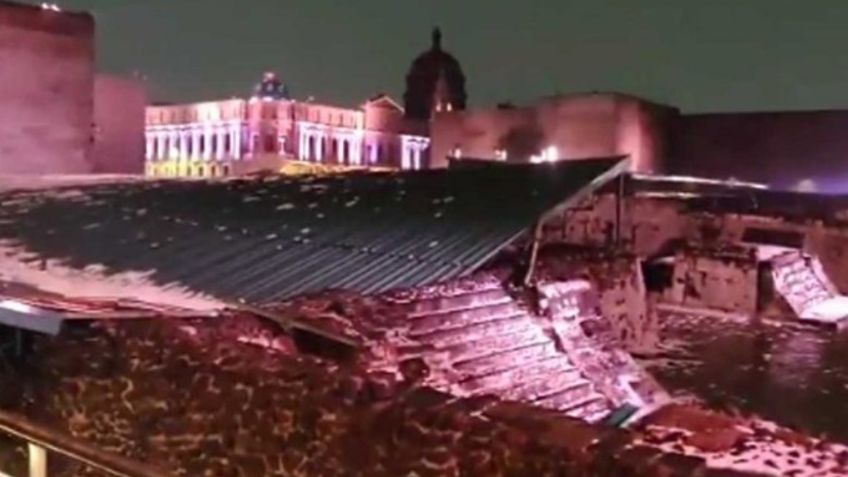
[643,312,848,444]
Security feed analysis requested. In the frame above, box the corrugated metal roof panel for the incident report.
[0,159,625,304]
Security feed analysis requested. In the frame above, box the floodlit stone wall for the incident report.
[430,93,675,171]
[0,2,94,174]
[91,75,147,174]
[547,194,689,257]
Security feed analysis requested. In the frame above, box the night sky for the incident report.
[24,0,848,112]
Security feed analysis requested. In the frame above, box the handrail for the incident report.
[0,409,174,477]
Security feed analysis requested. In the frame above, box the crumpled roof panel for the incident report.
[0,159,624,304]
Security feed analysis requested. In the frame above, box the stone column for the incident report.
[179,130,189,160]
[168,130,178,160]
[203,128,213,160]
[315,133,324,162]
[145,133,153,160]
[351,137,362,165]
[157,132,164,160]
[247,129,256,158]
[216,128,226,160]
[232,124,242,160]
[414,143,422,170]
[401,141,410,170]
[191,128,201,160]
[299,130,308,160]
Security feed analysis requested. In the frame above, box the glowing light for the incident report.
[40,2,61,11]
[530,146,558,163]
[795,178,817,193]
[494,148,508,161]
[0,300,37,315]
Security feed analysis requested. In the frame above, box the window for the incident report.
[307,136,316,160]
[264,134,275,153]
[342,141,350,163]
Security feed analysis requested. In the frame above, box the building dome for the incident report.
[253,72,290,100]
[403,28,467,120]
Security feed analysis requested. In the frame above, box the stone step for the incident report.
[566,397,613,422]
[535,382,601,413]
[499,368,588,402]
[408,300,521,333]
[410,315,542,346]
[441,330,551,363]
[460,355,578,393]
[583,405,614,424]
[405,288,512,315]
[453,342,559,378]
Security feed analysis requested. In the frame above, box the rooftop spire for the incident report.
[432,27,442,50]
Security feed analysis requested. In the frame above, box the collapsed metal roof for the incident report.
[0,159,625,304]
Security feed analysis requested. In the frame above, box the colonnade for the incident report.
[146,121,244,161]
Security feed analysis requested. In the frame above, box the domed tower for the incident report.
[403,28,467,120]
[252,72,290,100]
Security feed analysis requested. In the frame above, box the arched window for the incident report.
[308,136,316,161]
[223,165,231,176]
[342,141,350,163]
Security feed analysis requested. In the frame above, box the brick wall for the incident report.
[0,2,94,174]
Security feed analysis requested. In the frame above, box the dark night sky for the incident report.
[24,0,848,112]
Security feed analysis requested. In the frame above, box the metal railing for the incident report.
[0,410,173,477]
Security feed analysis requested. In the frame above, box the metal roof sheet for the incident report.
[0,159,625,304]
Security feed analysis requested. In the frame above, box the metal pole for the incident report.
[615,173,624,247]
[28,443,47,477]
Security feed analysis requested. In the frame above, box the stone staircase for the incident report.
[771,251,848,326]
[389,282,613,423]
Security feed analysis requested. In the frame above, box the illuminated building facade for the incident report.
[145,73,430,178]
